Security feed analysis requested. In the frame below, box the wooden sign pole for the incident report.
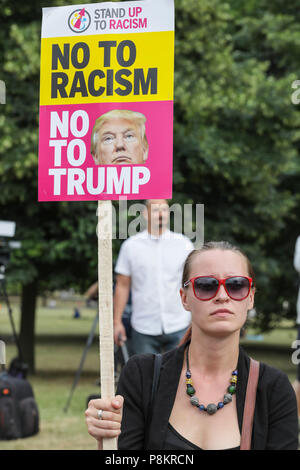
[97,200,117,450]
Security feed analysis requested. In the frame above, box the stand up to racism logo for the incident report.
[68,8,91,33]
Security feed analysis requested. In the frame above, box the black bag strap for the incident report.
[144,353,162,449]
[151,353,162,404]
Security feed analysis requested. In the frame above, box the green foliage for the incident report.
[0,1,101,295]
[0,0,300,333]
[172,0,300,329]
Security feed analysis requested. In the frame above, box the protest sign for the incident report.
[39,0,174,450]
[38,0,174,201]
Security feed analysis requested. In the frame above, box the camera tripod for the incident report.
[0,264,27,377]
[63,312,130,413]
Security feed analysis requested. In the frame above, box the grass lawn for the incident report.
[241,320,299,380]
[0,297,101,450]
[0,296,299,450]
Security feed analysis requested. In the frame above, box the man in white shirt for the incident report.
[113,199,194,354]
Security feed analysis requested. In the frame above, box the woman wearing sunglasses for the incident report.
[85,241,298,450]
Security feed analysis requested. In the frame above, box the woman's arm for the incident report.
[116,354,153,450]
[266,373,299,450]
[85,355,152,450]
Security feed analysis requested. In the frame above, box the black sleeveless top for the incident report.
[164,423,240,451]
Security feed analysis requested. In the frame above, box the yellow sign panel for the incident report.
[40,31,174,105]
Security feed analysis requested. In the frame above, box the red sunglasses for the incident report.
[183,276,253,301]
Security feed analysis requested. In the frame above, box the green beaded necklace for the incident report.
[185,345,238,415]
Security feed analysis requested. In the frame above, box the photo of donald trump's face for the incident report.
[91,109,149,165]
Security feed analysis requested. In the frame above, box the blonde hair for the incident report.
[90,109,148,157]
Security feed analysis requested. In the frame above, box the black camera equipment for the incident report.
[0,340,39,439]
[0,221,27,378]
[0,222,40,440]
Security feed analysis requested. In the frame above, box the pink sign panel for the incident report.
[38,0,174,201]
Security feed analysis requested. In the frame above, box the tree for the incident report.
[172,0,300,330]
[1,0,300,374]
[0,0,101,372]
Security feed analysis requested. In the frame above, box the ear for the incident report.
[92,153,99,165]
[180,287,191,311]
[142,145,148,162]
[247,287,255,311]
